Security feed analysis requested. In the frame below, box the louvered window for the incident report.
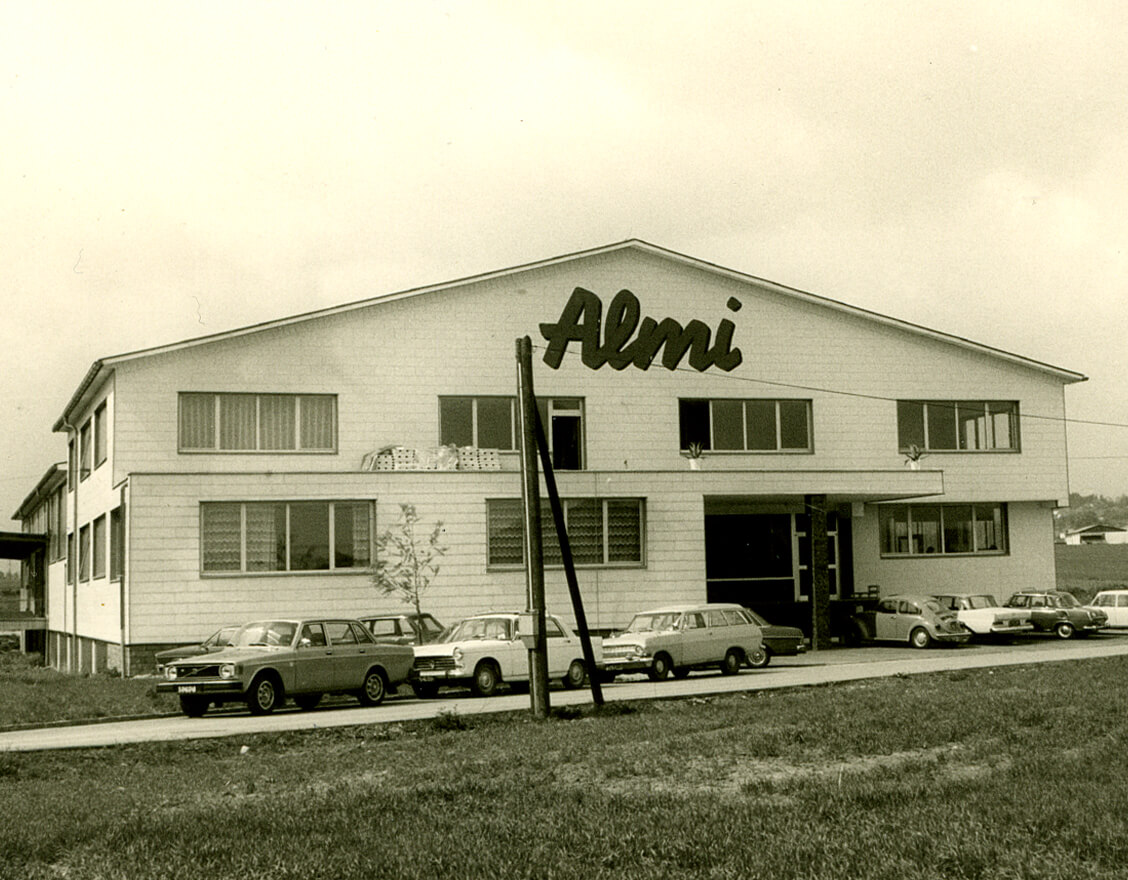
[487,498,644,567]
[179,393,336,452]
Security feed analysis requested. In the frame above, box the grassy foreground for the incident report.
[2,658,1128,879]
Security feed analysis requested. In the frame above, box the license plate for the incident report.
[177,685,197,694]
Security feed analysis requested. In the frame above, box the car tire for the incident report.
[412,681,439,699]
[672,666,691,679]
[562,659,586,690]
[648,653,672,681]
[720,648,743,675]
[748,647,771,669]
[294,693,322,711]
[472,661,500,697]
[1054,622,1075,639]
[179,696,209,717]
[910,627,932,649]
[247,673,283,715]
[358,669,388,706]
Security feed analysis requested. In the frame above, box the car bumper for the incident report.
[987,622,1034,634]
[932,631,972,644]
[414,668,470,684]
[600,657,652,673]
[156,680,246,698]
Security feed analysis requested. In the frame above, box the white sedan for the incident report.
[1088,590,1128,628]
[932,594,1033,637]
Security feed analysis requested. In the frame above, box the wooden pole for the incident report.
[516,336,550,718]
[533,407,605,706]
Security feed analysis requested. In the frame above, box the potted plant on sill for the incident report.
[904,444,927,471]
[683,442,704,470]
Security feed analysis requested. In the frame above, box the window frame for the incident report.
[79,523,91,581]
[178,393,338,454]
[110,507,124,582]
[439,395,517,451]
[199,500,375,575]
[94,402,108,468]
[486,497,646,569]
[896,400,1020,453]
[79,419,92,480]
[92,514,107,579]
[879,502,1009,557]
[679,398,813,454]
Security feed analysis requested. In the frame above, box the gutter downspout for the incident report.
[61,418,78,673]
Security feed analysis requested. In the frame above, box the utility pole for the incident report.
[516,336,550,718]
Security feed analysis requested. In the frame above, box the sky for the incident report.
[2,0,1127,534]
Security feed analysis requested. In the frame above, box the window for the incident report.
[679,399,812,453]
[897,401,1019,452]
[440,396,516,450]
[536,398,585,469]
[179,393,336,452]
[48,489,65,562]
[94,402,108,467]
[486,497,645,567]
[79,523,91,581]
[92,515,107,579]
[68,439,76,492]
[80,420,92,480]
[66,533,75,584]
[200,501,373,573]
[880,503,1008,556]
[110,507,123,581]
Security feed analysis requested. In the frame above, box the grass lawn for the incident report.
[2,657,1128,879]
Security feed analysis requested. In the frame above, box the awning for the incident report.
[0,531,48,560]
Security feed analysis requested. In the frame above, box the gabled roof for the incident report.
[53,239,1087,429]
[1067,524,1127,535]
[12,463,66,521]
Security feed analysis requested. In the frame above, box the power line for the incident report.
[528,342,1128,432]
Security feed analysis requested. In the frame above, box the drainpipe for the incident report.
[62,418,78,673]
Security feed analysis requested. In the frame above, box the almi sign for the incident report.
[539,287,743,372]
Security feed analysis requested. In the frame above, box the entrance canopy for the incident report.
[0,531,47,560]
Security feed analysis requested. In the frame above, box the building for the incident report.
[11,240,1084,674]
[1062,524,1128,545]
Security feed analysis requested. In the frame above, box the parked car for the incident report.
[849,595,971,648]
[157,618,415,717]
[1003,591,1107,639]
[154,625,240,673]
[601,603,766,680]
[360,612,446,645]
[1087,590,1128,629]
[742,608,806,668]
[410,611,600,697]
[931,594,1033,638]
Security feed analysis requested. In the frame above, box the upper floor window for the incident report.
[68,439,76,492]
[679,398,812,453]
[487,497,644,567]
[439,396,585,469]
[94,402,108,468]
[179,393,337,453]
[897,400,1019,452]
[110,507,123,581]
[79,420,92,480]
[200,500,372,574]
[879,502,1008,556]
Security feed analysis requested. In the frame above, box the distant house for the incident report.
[1063,524,1128,545]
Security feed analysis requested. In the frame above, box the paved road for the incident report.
[3,634,1127,752]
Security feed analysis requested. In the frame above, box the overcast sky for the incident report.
[3,1,1127,532]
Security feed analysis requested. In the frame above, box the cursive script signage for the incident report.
[539,287,743,372]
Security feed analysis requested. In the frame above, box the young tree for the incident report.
[372,503,448,619]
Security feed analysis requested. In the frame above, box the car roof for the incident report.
[632,603,747,614]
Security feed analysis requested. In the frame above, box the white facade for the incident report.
[21,241,1084,673]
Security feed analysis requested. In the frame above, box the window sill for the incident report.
[200,569,373,577]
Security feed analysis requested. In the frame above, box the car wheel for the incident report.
[720,649,743,675]
[1054,622,1075,639]
[910,627,932,649]
[247,674,282,715]
[294,693,322,711]
[472,661,500,697]
[648,653,672,681]
[358,669,388,706]
[179,696,209,717]
[748,647,771,669]
[672,666,691,679]
[412,681,439,699]
[562,659,586,690]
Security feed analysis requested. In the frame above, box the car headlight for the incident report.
[452,647,463,664]
[219,664,236,679]
[165,666,177,680]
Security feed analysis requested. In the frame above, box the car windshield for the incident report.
[744,610,769,626]
[624,612,681,633]
[231,621,297,648]
[1056,592,1082,607]
[921,599,945,615]
[966,596,998,609]
[414,615,445,635]
[441,617,512,642]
